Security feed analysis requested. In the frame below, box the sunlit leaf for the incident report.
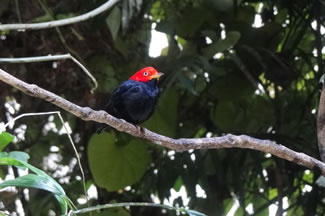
[0,132,14,152]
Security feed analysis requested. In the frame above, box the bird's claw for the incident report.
[135,125,145,134]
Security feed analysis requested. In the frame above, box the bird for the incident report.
[96,66,164,134]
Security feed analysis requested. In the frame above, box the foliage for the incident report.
[0,0,325,215]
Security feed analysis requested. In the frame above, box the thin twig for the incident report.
[56,112,91,216]
[0,0,120,31]
[1,68,325,175]
[63,202,184,215]
[14,0,22,23]
[4,111,60,128]
[0,54,97,93]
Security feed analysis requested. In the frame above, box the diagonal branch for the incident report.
[1,68,325,175]
[0,0,119,31]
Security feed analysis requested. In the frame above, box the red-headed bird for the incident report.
[96,66,164,134]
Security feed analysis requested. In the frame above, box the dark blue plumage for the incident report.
[96,67,162,134]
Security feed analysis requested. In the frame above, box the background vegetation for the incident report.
[1,0,325,215]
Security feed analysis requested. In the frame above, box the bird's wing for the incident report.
[105,81,142,117]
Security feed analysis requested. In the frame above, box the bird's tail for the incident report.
[96,123,107,134]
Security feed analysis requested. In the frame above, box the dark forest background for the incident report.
[1,0,325,215]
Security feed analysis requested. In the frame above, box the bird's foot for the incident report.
[135,125,145,134]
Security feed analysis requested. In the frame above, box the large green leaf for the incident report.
[88,132,151,191]
[0,132,14,152]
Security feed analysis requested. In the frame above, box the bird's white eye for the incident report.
[143,72,149,76]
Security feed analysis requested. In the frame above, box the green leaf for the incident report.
[185,209,207,216]
[0,132,14,151]
[0,157,68,214]
[8,151,30,163]
[202,31,241,59]
[0,174,61,194]
[223,198,234,215]
[173,176,183,192]
[88,132,151,191]
[234,207,244,216]
[106,6,121,40]
[268,188,278,200]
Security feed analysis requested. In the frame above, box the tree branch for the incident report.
[0,54,98,93]
[1,68,325,175]
[0,0,119,31]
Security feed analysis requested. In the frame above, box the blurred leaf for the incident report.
[0,174,61,194]
[0,132,14,151]
[88,132,151,191]
[56,13,76,19]
[30,14,52,23]
[268,188,278,200]
[316,176,325,188]
[234,207,244,216]
[205,0,239,11]
[143,88,179,137]
[88,56,119,92]
[202,31,241,59]
[223,198,234,215]
[8,151,30,163]
[156,21,174,35]
[106,6,121,40]
[253,196,269,216]
[213,101,237,131]
[213,72,254,101]
[185,209,207,216]
[302,170,313,184]
[175,7,207,37]
[0,0,9,16]
[173,176,183,192]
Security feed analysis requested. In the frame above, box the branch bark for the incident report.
[0,0,119,31]
[1,68,325,175]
